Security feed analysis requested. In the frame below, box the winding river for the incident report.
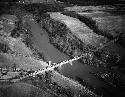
[23,15,106,89]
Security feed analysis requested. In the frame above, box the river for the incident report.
[22,15,107,90]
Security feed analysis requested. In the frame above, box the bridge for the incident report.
[11,53,89,82]
[33,53,89,76]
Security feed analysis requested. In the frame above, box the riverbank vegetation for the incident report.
[41,13,108,68]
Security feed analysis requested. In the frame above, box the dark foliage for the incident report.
[0,42,11,53]
[57,0,119,5]
[116,33,125,47]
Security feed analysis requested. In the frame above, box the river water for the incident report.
[23,15,107,89]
